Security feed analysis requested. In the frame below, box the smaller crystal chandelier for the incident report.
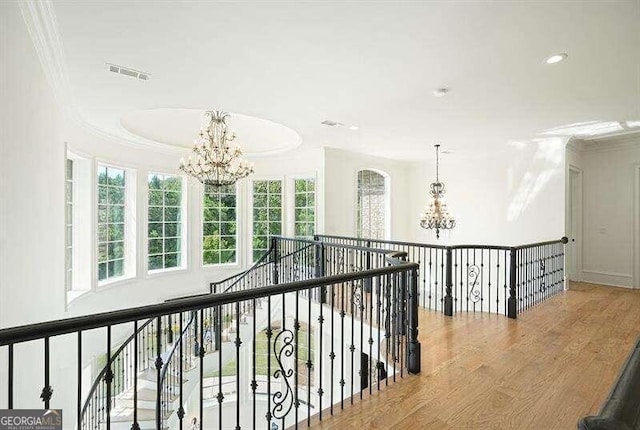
[179,110,254,186]
[420,144,455,239]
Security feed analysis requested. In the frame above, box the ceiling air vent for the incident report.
[106,63,151,81]
[321,120,342,127]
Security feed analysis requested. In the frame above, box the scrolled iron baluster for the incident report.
[539,259,546,292]
[272,329,295,420]
[468,264,482,303]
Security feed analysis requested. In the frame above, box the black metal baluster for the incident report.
[104,328,112,430]
[480,250,484,313]
[8,343,13,409]
[217,305,223,430]
[375,275,382,391]
[154,317,162,430]
[487,251,492,314]
[329,282,335,416]
[307,281,312,425]
[76,332,82,427]
[266,296,272,427]
[234,302,240,430]
[250,298,257,430]
[340,259,345,410]
[428,248,432,310]
[350,268,355,405]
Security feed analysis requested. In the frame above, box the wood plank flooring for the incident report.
[311,282,640,430]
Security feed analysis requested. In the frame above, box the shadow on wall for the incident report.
[507,137,566,222]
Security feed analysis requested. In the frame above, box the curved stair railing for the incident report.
[159,311,197,428]
[80,317,156,430]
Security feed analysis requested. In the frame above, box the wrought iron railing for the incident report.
[315,234,568,318]
[0,236,420,430]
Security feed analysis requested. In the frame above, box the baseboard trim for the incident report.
[581,270,634,289]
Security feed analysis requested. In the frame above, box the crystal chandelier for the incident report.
[179,110,254,186]
[420,144,455,239]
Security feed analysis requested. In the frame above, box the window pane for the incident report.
[148,223,163,238]
[165,253,179,268]
[149,255,163,270]
[107,168,125,186]
[165,191,180,206]
[165,222,179,238]
[149,239,163,255]
[148,174,162,190]
[203,223,219,236]
[149,190,163,206]
[165,238,179,253]
[98,262,107,280]
[108,205,124,223]
[149,207,162,222]
[108,223,124,241]
[108,186,125,205]
[164,207,180,222]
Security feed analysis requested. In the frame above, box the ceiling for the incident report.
[45,1,640,159]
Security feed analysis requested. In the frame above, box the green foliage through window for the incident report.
[148,173,183,271]
[252,180,282,262]
[203,184,237,265]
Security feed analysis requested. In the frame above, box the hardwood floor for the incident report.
[311,282,640,430]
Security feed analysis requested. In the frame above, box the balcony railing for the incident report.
[315,235,568,318]
[0,236,420,430]
[0,234,567,429]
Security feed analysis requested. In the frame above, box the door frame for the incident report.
[634,164,640,288]
[567,165,583,282]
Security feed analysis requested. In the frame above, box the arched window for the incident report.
[356,169,388,239]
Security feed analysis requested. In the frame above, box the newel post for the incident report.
[444,247,453,316]
[315,242,327,303]
[508,247,518,319]
[407,267,421,374]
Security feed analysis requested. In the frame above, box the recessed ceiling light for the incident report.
[545,53,568,64]
[433,88,449,98]
[348,125,360,131]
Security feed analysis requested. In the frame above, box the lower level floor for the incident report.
[312,282,640,429]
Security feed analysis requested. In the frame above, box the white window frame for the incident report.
[250,177,284,262]
[96,162,137,287]
[291,176,317,238]
[201,182,240,267]
[355,168,390,240]
[146,172,188,275]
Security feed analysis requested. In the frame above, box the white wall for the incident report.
[0,0,66,329]
[0,0,67,410]
[323,147,411,240]
[575,136,640,288]
[409,139,567,246]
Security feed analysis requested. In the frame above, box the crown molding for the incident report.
[580,132,640,154]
